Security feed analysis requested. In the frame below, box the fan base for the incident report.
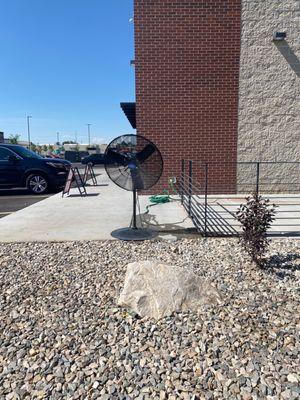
[111,227,157,241]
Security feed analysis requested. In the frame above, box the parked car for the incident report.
[65,150,89,163]
[81,153,106,166]
[0,144,71,194]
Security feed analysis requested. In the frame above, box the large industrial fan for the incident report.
[105,134,163,241]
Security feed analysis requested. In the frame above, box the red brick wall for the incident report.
[134,0,241,194]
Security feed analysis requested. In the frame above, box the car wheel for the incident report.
[26,174,49,194]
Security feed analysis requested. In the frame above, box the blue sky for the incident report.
[0,0,135,144]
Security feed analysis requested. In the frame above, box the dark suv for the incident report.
[0,144,71,194]
[81,153,105,166]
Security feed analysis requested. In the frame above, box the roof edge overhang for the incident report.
[120,102,136,129]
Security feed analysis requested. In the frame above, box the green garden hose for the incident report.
[144,179,178,214]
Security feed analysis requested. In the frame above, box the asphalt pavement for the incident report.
[0,190,52,219]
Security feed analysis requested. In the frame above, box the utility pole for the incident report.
[75,131,78,143]
[27,116,32,150]
[86,124,91,146]
[56,132,60,145]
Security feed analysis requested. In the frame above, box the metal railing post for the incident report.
[181,159,185,205]
[256,162,260,194]
[188,160,192,216]
[204,163,208,237]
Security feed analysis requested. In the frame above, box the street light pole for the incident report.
[27,116,32,150]
[56,132,60,145]
[86,124,91,146]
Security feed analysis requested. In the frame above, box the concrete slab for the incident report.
[0,173,194,243]
[2,170,298,243]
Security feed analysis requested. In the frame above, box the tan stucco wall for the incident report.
[237,0,300,193]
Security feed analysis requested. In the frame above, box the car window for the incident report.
[12,146,42,159]
[0,148,13,161]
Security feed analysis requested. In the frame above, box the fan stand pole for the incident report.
[111,184,158,241]
[132,189,137,230]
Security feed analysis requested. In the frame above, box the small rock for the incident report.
[93,381,100,389]
[287,373,299,383]
[160,390,166,400]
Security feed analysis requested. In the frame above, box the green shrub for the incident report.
[236,193,277,267]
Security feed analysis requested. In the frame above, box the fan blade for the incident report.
[114,171,132,190]
[136,144,156,163]
[106,148,127,165]
[130,168,145,190]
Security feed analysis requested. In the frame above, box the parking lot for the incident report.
[0,190,53,219]
[0,164,104,219]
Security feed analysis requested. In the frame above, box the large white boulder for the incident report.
[118,261,221,319]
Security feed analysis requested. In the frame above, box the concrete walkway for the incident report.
[0,173,194,243]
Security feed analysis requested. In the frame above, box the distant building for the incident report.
[0,132,108,158]
[16,141,30,148]
[60,143,108,162]
[63,143,107,154]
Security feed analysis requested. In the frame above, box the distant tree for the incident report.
[48,144,54,153]
[31,143,37,152]
[42,144,48,152]
[36,145,42,154]
[9,134,20,144]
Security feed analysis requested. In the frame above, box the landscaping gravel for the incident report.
[0,238,299,399]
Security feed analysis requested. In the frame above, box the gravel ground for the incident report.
[0,238,299,400]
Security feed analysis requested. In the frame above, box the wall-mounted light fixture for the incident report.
[273,32,287,41]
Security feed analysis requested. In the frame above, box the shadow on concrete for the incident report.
[85,184,109,187]
[137,212,200,239]
[275,41,300,78]
[0,188,58,196]
[67,193,100,198]
[0,189,29,196]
